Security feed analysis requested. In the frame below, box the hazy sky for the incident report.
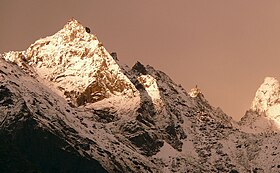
[1,0,280,120]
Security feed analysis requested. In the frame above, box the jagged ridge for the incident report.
[4,19,137,107]
[1,19,280,173]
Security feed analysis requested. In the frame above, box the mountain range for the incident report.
[0,19,279,173]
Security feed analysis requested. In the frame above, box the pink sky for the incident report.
[1,0,280,120]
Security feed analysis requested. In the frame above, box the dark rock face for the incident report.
[0,83,107,173]
[164,124,185,151]
[85,27,91,33]
[0,136,42,173]
[0,117,107,173]
[120,120,163,156]
[94,109,118,123]
[110,52,118,61]
[0,85,13,107]
[132,62,147,75]
[129,131,164,156]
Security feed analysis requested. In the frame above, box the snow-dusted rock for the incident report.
[4,19,138,107]
[241,77,280,130]
[189,85,201,98]
[252,77,280,113]
[1,19,280,173]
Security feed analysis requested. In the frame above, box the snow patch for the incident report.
[137,74,163,113]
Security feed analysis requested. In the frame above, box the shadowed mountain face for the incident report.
[0,82,107,173]
[0,119,108,173]
[0,19,280,173]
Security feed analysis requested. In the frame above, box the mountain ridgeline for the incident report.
[0,19,279,173]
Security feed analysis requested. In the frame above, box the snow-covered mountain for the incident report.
[240,77,280,132]
[0,19,279,173]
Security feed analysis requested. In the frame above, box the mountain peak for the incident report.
[2,19,280,173]
[66,18,83,27]
[61,18,89,36]
[251,77,280,113]
[4,19,137,106]
[240,77,280,131]
[67,18,81,25]
[189,85,202,98]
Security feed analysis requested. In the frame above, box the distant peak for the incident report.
[189,85,202,98]
[263,77,279,85]
[251,77,280,113]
